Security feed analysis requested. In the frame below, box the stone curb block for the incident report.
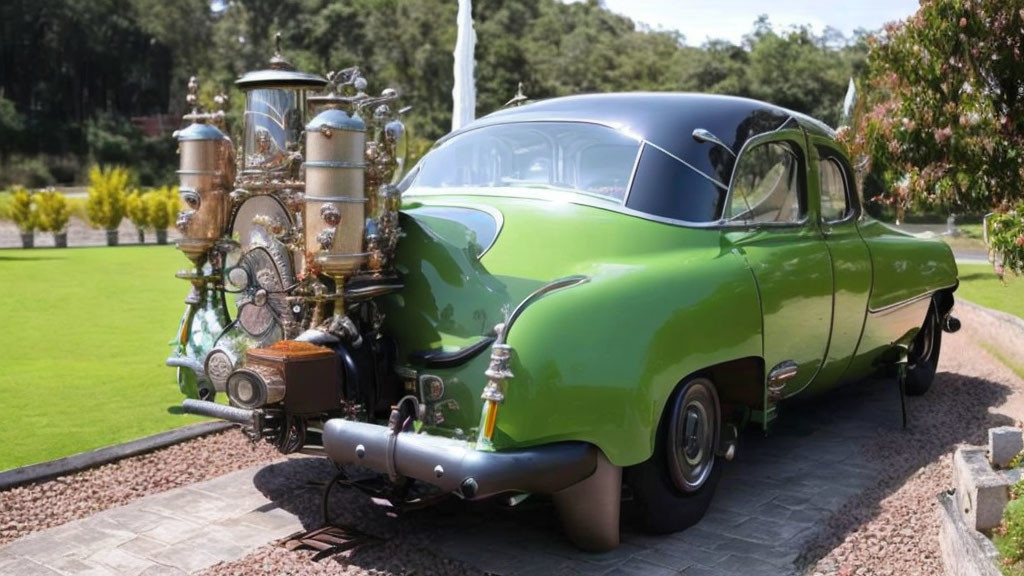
[954,447,1010,532]
[0,421,232,491]
[939,492,1001,576]
[990,427,1024,469]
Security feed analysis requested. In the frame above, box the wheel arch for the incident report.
[644,356,765,460]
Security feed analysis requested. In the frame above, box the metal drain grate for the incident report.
[281,525,381,562]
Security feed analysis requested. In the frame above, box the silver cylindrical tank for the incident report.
[174,122,232,265]
[304,108,367,279]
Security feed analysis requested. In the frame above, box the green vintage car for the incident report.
[318,93,960,550]
[178,88,959,551]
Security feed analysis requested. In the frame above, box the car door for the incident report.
[721,130,833,400]
[805,140,872,393]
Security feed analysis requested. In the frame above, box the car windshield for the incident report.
[409,122,641,202]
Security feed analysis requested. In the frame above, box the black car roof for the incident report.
[452,92,836,161]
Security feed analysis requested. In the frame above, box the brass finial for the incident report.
[214,91,228,112]
[186,76,200,114]
[504,82,528,108]
[268,32,294,70]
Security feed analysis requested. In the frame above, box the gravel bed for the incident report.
[806,308,1024,575]
[0,429,279,546]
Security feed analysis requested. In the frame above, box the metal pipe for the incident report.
[181,399,255,425]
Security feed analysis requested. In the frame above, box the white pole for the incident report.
[452,0,477,132]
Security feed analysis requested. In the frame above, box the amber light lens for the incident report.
[483,401,499,440]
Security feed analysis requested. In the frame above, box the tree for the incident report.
[854,0,1024,271]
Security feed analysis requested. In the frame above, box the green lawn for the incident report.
[957,264,1024,320]
[0,246,205,471]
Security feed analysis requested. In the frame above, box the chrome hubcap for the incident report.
[670,381,716,493]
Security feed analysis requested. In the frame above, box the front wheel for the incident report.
[626,376,722,534]
[905,304,942,396]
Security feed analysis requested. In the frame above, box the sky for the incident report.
[594,0,921,45]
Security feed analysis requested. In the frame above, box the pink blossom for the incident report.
[933,127,953,143]
[959,17,967,28]
[1016,235,1024,247]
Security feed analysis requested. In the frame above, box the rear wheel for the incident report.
[905,304,942,396]
[626,376,722,534]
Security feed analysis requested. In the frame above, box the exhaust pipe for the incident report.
[182,399,256,425]
[943,314,961,333]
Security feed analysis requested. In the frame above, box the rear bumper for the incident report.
[322,418,598,499]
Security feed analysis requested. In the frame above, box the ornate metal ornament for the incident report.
[167,37,408,416]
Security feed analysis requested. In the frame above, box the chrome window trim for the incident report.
[719,120,792,224]
[814,144,861,226]
[403,186,804,230]
[404,115,835,232]
[639,140,728,192]
[720,126,811,230]
[620,141,646,206]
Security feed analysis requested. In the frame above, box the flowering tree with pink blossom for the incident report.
[849,0,1024,272]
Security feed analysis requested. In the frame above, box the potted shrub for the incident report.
[8,187,37,248]
[125,190,149,244]
[36,189,71,248]
[145,186,178,245]
[86,165,131,246]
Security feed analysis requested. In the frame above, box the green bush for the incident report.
[86,114,176,186]
[144,186,178,230]
[67,197,87,221]
[8,187,37,232]
[991,206,1024,276]
[125,190,149,230]
[86,165,133,230]
[35,189,70,233]
[995,486,1024,571]
[0,156,55,189]
[46,155,84,185]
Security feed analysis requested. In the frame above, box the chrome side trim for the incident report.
[867,287,953,315]
[501,275,590,344]
[405,187,810,231]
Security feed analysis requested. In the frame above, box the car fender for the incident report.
[493,248,763,467]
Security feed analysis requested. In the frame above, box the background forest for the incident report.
[0,0,868,188]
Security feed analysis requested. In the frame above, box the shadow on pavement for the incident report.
[250,369,1012,575]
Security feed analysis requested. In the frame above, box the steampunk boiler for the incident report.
[170,41,409,452]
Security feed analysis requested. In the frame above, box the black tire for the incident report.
[625,376,722,534]
[905,304,942,396]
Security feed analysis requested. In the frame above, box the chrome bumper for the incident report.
[322,418,598,499]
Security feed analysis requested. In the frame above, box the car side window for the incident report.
[818,157,851,222]
[726,141,804,224]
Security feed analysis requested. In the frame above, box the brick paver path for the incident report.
[0,466,303,575]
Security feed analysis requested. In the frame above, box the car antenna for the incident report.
[692,128,736,158]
